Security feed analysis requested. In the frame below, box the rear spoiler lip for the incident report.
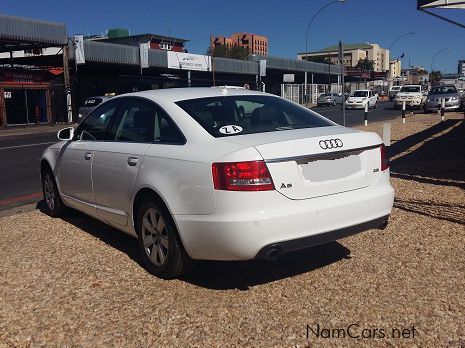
[264,144,382,164]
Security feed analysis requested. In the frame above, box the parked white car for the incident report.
[394,85,425,110]
[345,90,378,109]
[41,87,394,279]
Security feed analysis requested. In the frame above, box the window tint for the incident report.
[176,95,332,138]
[352,91,368,97]
[74,101,118,141]
[401,86,420,93]
[430,86,457,95]
[109,98,184,144]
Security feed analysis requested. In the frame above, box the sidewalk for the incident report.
[0,124,77,138]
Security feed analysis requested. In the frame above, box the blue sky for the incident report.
[2,0,465,73]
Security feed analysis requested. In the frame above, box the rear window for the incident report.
[84,98,103,107]
[430,86,457,95]
[400,86,420,93]
[176,95,333,137]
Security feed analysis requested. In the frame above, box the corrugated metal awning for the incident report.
[0,14,67,52]
[249,55,342,75]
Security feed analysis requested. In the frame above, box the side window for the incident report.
[108,98,184,144]
[74,101,118,141]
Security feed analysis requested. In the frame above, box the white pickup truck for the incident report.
[394,85,426,110]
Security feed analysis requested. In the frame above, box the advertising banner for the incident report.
[140,42,149,69]
[74,35,85,65]
[167,52,211,71]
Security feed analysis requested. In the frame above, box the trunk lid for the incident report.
[221,126,383,200]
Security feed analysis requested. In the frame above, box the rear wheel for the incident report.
[136,199,191,279]
[41,166,65,218]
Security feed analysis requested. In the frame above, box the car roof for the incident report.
[113,87,265,103]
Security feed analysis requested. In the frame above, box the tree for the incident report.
[355,57,375,71]
[429,70,442,86]
[207,44,249,60]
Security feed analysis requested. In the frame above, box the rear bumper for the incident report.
[175,179,394,261]
[255,215,389,259]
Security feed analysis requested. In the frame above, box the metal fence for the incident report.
[281,83,342,105]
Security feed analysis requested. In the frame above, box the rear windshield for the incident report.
[352,91,368,97]
[176,95,333,137]
[84,98,103,107]
[430,86,457,95]
[400,86,420,93]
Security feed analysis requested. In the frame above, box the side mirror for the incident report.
[57,127,75,141]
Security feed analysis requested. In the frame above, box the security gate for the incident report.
[281,83,342,105]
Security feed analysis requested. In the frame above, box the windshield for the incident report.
[84,98,103,107]
[391,87,401,90]
[400,86,420,93]
[176,95,333,138]
[352,91,368,97]
[430,86,457,95]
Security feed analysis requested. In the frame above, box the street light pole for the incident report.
[389,32,415,54]
[388,32,414,88]
[431,47,452,72]
[303,0,345,105]
[304,0,346,60]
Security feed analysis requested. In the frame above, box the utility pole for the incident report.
[339,41,346,126]
[63,42,72,124]
[210,35,216,86]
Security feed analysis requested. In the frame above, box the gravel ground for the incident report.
[1,113,464,347]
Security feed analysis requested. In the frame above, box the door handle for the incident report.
[127,157,138,166]
[84,152,92,160]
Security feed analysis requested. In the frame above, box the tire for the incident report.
[41,166,66,218]
[136,198,191,279]
[332,100,336,106]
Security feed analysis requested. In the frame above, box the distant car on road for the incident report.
[316,92,343,107]
[424,85,461,113]
[40,87,393,279]
[78,96,113,122]
[345,90,377,109]
[388,86,402,101]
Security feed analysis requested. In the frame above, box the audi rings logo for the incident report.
[319,138,343,150]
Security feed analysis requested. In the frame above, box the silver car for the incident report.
[424,85,461,112]
[78,96,113,122]
[316,93,343,107]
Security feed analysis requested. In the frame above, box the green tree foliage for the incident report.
[207,44,249,60]
[355,57,375,71]
[429,70,442,86]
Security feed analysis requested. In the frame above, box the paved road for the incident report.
[0,103,403,211]
[0,132,57,210]
[311,101,401,126]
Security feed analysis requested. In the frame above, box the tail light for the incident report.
[380,144,389,171]
[212,161,275,191]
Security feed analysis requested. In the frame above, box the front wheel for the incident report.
[41,166,66,218]
[136,199,191,279]
[332,100,336,106]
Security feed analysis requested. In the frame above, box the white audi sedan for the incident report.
[41,87,394,279]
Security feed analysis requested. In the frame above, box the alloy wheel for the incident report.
[44,174,55,211]
[141,207,169,266]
